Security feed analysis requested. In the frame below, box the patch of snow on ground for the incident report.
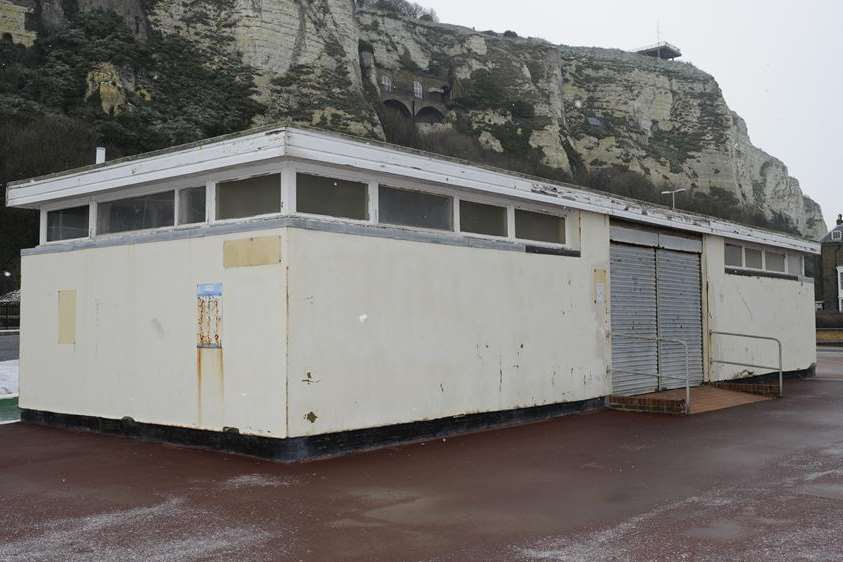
[0,497,282,562]
[0,359,18,396]
[223,474,299,489]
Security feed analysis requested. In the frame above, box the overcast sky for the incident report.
[420,0,842,229]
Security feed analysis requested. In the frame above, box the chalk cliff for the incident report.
[0,0,826,238]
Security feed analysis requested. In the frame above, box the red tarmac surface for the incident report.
[2,349,843,561]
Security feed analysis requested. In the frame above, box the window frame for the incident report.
[724,243,744,267]
[455,196,510,240]
[292,170,372,224]
[378,183,455,232]
[213,172,283,223]
[176,185,208,227]
[95,188,177,237]
[45,204,91,243]
[833,230,842,241]
[380,75,393,93]
[724,240,795,276]
[511,203,569,248]
[765,250,787,273]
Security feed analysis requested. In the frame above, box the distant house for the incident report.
[816,215,843,311]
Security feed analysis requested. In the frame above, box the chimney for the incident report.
[838,214,843,226]
[95,147,106,165]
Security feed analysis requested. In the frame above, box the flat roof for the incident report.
[6,125,819,254]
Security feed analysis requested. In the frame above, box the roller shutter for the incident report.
[610,234,704,396]
[656,249,705,389]
[610,244,659,396]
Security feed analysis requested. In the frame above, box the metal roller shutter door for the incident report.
[656,249,705,389]
[610,243,659,396]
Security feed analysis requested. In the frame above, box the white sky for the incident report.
[421,0,842,229]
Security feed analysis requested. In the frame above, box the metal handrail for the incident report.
[709,331,783,398]
[612,333,691,414]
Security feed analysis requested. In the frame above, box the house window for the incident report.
[296,173,368,220]
[381,75,392,93]
[178,187,206,225]
[378,185,452,231]
[459,200,507,237]
[744,247,763,270]
[724,243,743,267]
[804,255,816,278]
[766,251,786,273]
[413,80,423,99]
[216,174,280,220]
[47,205,89,242]
[97,191,174,234]
[833,230,842,241]
[514,209,566,244]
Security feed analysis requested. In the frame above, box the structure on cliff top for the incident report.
[634,41,682,60]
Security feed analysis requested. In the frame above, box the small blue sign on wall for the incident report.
[197,282,223,297]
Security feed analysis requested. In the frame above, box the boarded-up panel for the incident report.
[223,236,281,268]
[57,289,76,344]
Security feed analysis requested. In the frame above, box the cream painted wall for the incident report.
[19,228,288,437]
[704,236,816,380]
[20,218,814,441]
[284,212,612,437]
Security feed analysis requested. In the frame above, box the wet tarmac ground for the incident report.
[1,349,843,561]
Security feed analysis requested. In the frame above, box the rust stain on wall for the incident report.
[196,283,224,427]
[197,283,222,348]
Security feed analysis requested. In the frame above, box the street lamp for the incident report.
[661,188,687,210]
[2,271,10,278]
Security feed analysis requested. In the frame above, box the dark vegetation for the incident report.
[0,9,263,286]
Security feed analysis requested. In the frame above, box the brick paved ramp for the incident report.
[2,350,843,561]
[644,385,772,414]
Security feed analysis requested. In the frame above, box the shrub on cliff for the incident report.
[0,9,263,159]
[355,0,438,21]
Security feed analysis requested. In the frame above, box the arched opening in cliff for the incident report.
[415,106,445,124]
[383,99,411,118]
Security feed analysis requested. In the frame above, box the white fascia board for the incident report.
[6,128,288,208]
[284,128,820,255]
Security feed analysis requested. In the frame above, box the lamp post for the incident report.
[661,188,687,210]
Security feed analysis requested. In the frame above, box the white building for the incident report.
[6,127,818,460]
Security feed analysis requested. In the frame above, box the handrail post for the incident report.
[778,339,783,398]
[710,330,785,399]
[683,340,690,415]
